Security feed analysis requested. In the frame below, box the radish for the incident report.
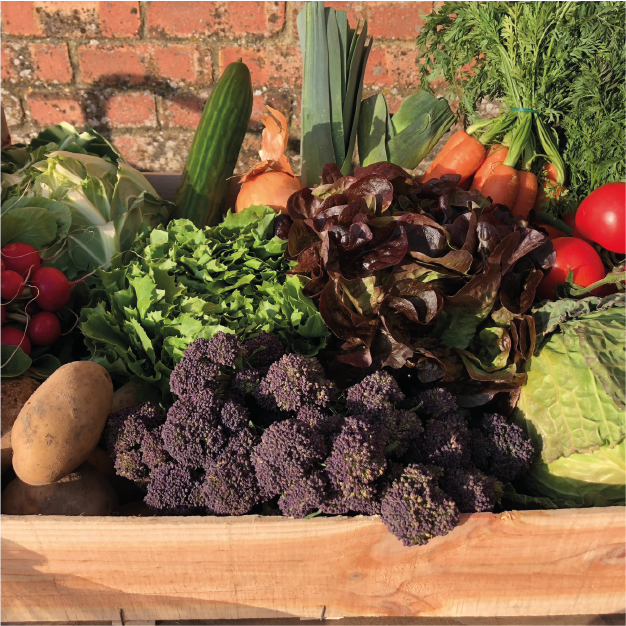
[25,300,40,316]
[1,305,5,326]
[0,259,4,271]
[1,243,41,278]
[1,270,25,301]
[1,325,31,356]
[31,267,71,312]
[27,311,61,346]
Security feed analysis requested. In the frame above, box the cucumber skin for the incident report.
[173,61,253,227]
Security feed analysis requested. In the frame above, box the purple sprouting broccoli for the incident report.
[170,338,221,399]
[440,467,502,513]
[205,331,242,368]
[418,388,458,420]
[296,405,343,440]
[161,391,227,468]
[114,449,150,485]
[251,419,327,498]
[345,371,405,416]
[144,462,206,514]
[325,417,387,501]
[278,471,328,519]
[221,400,250,432]
[231,368,265,398]
[471,413,535,482]
[254,354,335,413]
[374,408,423,460]
[140,426,170,471]
[380,464,460,547]
[101,402,164,457]
[420,415,472,469]
[243,332,285,368]
[203,429,261,516]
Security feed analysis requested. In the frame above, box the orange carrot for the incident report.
[534,163,565,209]
[421,135,486,186]
[458,175,473,191]
[471,144,508,192]
[511,171,538,219]
[421,130,471,181]
[480,164,519,208]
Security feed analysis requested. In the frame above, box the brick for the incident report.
[219,45,301,89]
[78,44,152,85]
[154,45,200,84]
[366,2,432,40]
[147,1,285,38]
[364,47,390,87]
[250,92,293,131]
[1,1,43,36]
[99,1,141,37]
[292,1,364,37]
[1,45,17,83]
[27,94,86,126]
[161,95,204,129]
[385,47,421,88]
[105,93,157,128]
[30,43,73,84]
[2,43,34,84]
[34,1,99,37]
[2,93,24,127]
[110,132,192,171]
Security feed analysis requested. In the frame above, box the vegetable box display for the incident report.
[1,0,625,622]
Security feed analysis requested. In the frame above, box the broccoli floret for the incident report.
[254,354,335,412]
[251,419,327,498]
[243,332,285,368]
[320,489,352,515]
[440,467,502,513]
[231,368,265,398]
[101,402,164,457]
[278,471,328,518]
[144,462,205,514]
[471,413,535,482]
[203,429,261,516]
[381,464,459,547]
[373,407,423,460]
[170,339,221,399]
[206,331,242,368]
[296,405,343,440]
[161,391,227,468]
[418,388,458,420]
[346,371,405,416]
[114,449,150,485]
[140,426,170,471]
[221,400,250,432]
[420,415,472,469]
[326,417,387,500]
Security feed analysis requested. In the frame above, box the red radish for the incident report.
[25,300,40,316]
[421,130,471,181]
[421,135,487,186]
[511,171,538,219]
[1,305,5,326]
[1,270,25,301]
[1,325,31,356]
[471,144,508,192]
[2,243,42,278]
[27,311,61,346]
[0,259,4,271]
[31,267,71,312]
[575,182,626,254]
[537,237,606,301]
[480,164,519,208]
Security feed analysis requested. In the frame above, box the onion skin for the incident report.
[236,171,303,214]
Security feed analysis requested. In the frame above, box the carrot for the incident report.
[421,135,486,186]
[511,171,538,219]
[421,130,470,181]
[471,144,508,192]
[480,164,519,208]
[458,176,473,191]
[534,163,565,209]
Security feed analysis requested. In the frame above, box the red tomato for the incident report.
[541,224,568,241]
[537,237,606,301]
[575,182,625,253]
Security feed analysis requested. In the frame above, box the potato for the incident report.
[110,381,140,414]
[1,378,40,474]
[85,446,145,505]
[12,361,113,486]
[1,463,118,515]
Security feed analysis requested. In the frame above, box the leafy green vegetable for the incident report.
[80,208,330,398]
[1,123,172,279]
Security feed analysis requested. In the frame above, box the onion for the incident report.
[236,171,303,213]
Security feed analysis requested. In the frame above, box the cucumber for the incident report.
[173,60,253,227]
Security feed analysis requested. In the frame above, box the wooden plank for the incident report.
[2,508,624,623]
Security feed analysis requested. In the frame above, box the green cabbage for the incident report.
[511,294,625,507]
[1,123,172,279]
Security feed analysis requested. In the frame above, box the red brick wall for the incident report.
[1,1,438,173]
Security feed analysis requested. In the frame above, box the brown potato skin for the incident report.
[110,381,139,414]
[1,463,118,515]
[85,446,145,505]
[11,362,113,486]
[1,378,40,474]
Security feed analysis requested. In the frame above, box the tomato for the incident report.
[541,224,568,241]
[575,182,625,253]
[537,237,606,301]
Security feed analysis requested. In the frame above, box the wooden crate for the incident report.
[2,173,624,623]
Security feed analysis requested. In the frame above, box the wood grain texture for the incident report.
[2,508,624,623]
